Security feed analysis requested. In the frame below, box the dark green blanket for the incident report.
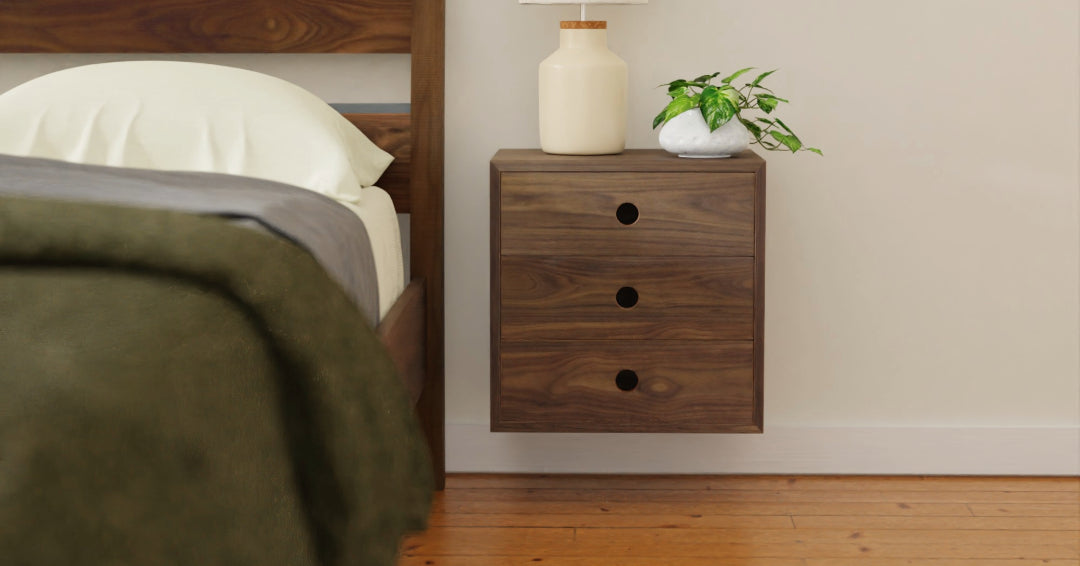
[0,196,431,565]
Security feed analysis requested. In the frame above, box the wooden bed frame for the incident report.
[0,0,446,488]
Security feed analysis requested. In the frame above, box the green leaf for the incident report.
[653,95,696,129]
[699,86,738,131]
[757,95,779,114]
[666,80,689,96]
[759,138,781,151]
[740,118,762,138]
[756,117,776,125]
[807,147,824,156]
[774,118,795,135]
[693,72,721,83]
[719,85,744,108]
[750,69,777,87]
[660,79,708,92]
[770,131,803,152]
[721,67,755,85]
[756,93,790,103]
[652,109,668,130]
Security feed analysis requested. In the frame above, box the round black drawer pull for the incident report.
[615,369,639,391]
[616,202,639,225]
[615,286,639,308]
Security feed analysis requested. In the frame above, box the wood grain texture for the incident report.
[437,488,1079,505]
[426,512,797,529]
[498,171,756,257]
[410,0,446,490]
[792,515,1080,531]
[753,157,766,430]
[404,527,1078,560]
[402,560,1079,566]
[427,512,1079,531]
[342,113,412,211]
[490,149,766,434]
[376,278,425,404]
[401,559,805,566]
[401,475,1080,565]
[0,0,411,53]
[566,529,1079,559]
[491,148,766,173]
[434,499,978,517]
[969,503,1080,517]
[489,161,504,435]
[803,557,1080,561]
[500,256,754,341]
[494,341,757,432]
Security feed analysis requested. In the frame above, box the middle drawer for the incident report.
[500,256,754,341]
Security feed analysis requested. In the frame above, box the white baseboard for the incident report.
[445,424,1080,476]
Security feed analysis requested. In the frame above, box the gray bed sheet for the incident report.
[0,154,382,325]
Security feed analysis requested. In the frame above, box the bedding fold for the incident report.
[0,153,383,325]
[0,195,431,566]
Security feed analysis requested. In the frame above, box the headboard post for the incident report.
[410,0,446,490]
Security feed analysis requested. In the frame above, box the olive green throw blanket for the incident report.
[0,196,431,566]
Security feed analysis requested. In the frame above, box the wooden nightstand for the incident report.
[490,149,765,433]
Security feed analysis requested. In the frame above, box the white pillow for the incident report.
[0,61,392,202]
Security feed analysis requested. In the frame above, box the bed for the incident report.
[0,1,445,564]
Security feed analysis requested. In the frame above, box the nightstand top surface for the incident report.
[492,148,765,173]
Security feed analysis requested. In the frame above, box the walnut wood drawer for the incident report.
[500,256,754,341]
[499,172,755,256]
[493,340,759,433]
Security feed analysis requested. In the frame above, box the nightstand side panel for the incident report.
[490,161,504,429]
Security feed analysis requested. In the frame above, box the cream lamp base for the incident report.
[538,22,627,156]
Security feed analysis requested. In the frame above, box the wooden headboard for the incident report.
[0,0,447,486]
[0,0,439,213]
[0,0,411,53]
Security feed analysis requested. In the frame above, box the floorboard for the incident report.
[400,475,1080,565]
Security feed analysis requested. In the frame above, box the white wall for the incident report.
[1,0,1077,474]
[442,0,1080,475]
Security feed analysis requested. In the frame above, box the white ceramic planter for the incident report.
[658,109,750,158]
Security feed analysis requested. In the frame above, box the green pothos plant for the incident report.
[653,67,822,155]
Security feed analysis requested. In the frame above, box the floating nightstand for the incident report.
[490,148,766,433]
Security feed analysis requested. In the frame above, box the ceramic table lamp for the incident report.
[520,0,647,155]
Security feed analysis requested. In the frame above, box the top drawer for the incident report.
[498,172,756,256]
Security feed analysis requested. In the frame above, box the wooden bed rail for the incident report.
[376,279,426,405]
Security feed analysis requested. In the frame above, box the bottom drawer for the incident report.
[493,341,759,433]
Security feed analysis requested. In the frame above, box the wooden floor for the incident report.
[400,474,1080,566]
